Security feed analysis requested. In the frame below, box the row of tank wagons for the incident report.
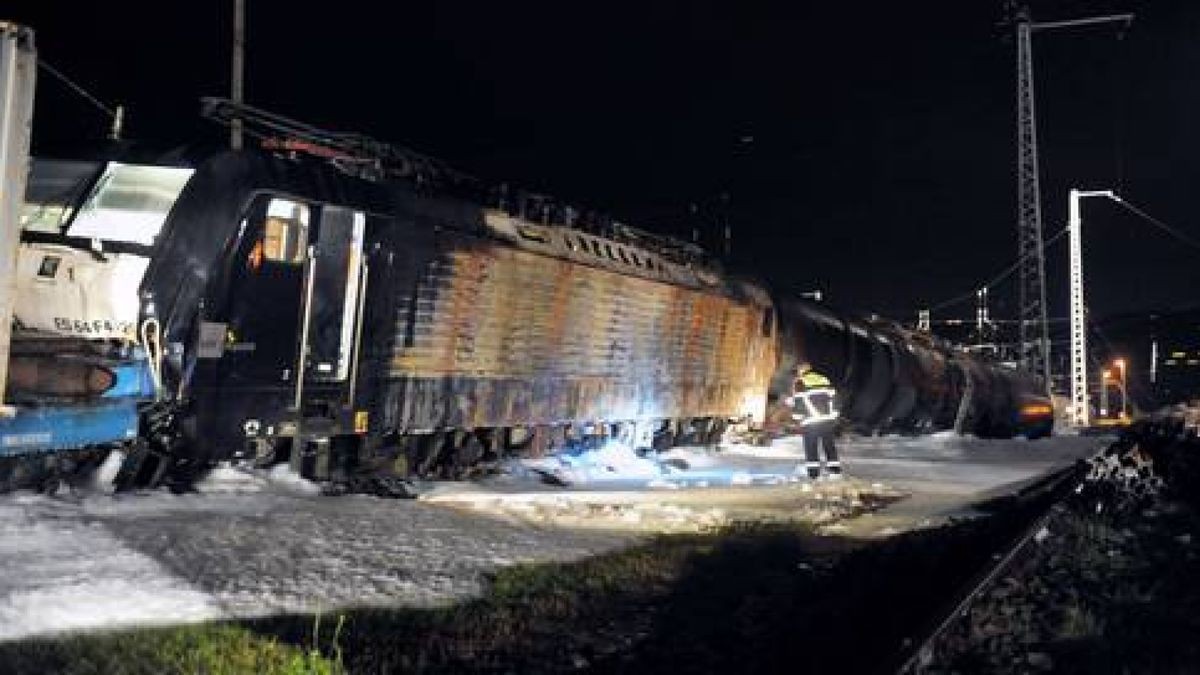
[772,299,1054,439]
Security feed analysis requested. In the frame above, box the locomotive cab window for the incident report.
[262,198,310,264]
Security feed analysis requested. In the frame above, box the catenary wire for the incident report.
[36,59,117,118]
[1112,196,1200,253]
[925,224,1070,314]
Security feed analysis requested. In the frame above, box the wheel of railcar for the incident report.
[546,424,568,454]
[705,419,728,446]
[329,435,362,481]
[675,417,698,445]
[563,423,583,451]
[475,428,499,462]
[652,420,675,451]
[375,433,414,477]
[611,421,634,448]
[251,437,287,468]
[416,431,448,478]
[451,431,485,477]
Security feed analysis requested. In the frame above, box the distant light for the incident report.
[1022,403,1053,417]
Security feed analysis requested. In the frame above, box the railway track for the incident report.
[894,416,1194,674]
[895,459,1090,673]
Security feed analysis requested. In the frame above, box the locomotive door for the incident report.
[294,205,367,414]
[206,195,367,451]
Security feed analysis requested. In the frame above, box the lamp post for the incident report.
[1067,188,1117,427]
[1100,369,1110,417]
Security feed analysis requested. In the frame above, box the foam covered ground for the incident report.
[0,433,1104,640]
[0,465,627,641]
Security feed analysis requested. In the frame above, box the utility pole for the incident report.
[231,0,245,150]
[1014,8,1051,396]
[0,22,36,416]
[1067,188,1116,427]
[1010,5,1132,399]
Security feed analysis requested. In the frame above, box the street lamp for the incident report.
[1068,188,1118,427]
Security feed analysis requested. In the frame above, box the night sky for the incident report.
[10,0,1200,324]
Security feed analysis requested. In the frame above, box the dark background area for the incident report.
[9,0,1199,325]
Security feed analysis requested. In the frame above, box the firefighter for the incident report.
[786,362,842,480]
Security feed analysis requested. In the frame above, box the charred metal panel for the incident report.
[386,233,775,431]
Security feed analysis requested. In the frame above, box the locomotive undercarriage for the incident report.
[376,415,731,481]
[223,415,733,492]
[0,446,115,495]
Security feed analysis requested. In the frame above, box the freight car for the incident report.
[772,299,1054,440]
[11,99,1053,490]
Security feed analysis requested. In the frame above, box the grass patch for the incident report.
[0,621,343,675]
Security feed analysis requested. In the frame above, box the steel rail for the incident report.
[894,459,1092,674]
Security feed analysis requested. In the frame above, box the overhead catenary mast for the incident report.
[1013,7,1051,395]
[1011,4,1132,399]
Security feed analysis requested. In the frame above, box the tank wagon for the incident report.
[773,299,1054,439]
[10,99,1053,490]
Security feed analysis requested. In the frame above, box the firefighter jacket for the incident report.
[786,371,839,427]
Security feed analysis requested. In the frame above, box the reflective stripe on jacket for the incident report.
[790,388,838,426]
[787,370,838,426]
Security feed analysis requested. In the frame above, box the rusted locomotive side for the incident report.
[134,150,776,480]
[376,210,777,452]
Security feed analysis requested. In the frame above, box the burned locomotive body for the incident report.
[144,151,777,478]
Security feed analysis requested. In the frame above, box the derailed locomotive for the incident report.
[11,104,1054,489]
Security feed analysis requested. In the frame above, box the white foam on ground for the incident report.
[0,485,628,641]
[500,439,807,490]
[265,463,322,495]
[194,462,320,496]
[90,449,125,494]
[0,496,221,640]
[519,440,669,486]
